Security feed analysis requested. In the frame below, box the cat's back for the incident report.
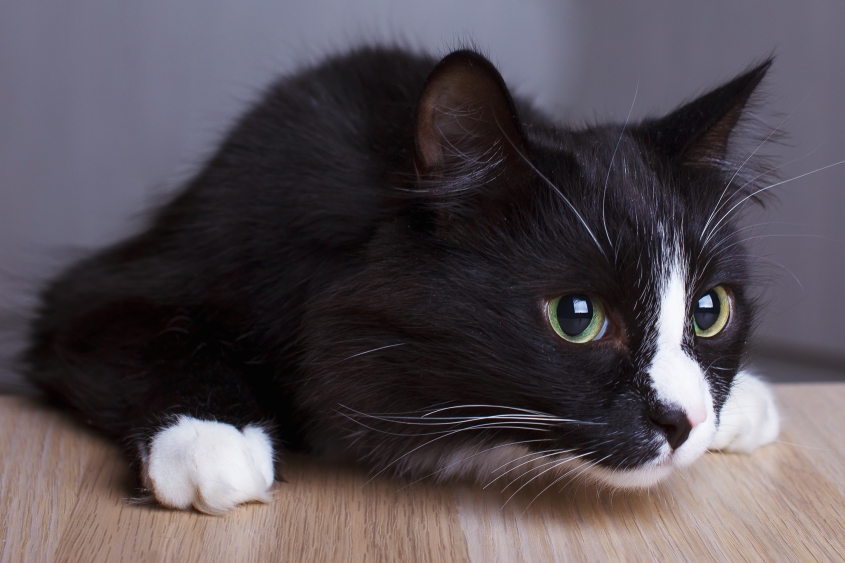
[172,47,437,243]
[33,48,437,318]
[227,45,435,170]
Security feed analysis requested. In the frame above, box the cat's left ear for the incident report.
[639,59,772,167]
[415,50,527,177]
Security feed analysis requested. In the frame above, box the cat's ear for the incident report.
[415,50,527,176]
[640,59,772,167]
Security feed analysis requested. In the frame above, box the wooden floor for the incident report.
[2,384,844,562]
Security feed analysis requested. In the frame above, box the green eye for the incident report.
[547,294,608,343]
[693,285,730,338]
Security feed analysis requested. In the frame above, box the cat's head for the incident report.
[302,50,772,489]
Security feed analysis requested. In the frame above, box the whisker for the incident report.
[361,423,554,487]
[494,115,607,259]
[483,449,568,490]
[326,343,406,367]
[704,158,845,247]
[603,78,639,251]
[423,404,548,417]
[701,98,805,239]
[376,414,568,425]
[340,412,556,438]
[342,413,558,427]
[337,407,568,432]
[500,452,589,497]
[504,451,601,510]
[520,455,611,518]
[773,440,829,452]
[393,439,556,491]
[420,404,604,426]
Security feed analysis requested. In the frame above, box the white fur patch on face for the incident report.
[647,262,716,466]
[577,265,719,489]
[143,416,275,514]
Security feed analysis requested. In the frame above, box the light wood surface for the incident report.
[1,384,844,562]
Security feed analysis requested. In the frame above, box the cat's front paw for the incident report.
[142,416,275,514]
[710,370,779,453]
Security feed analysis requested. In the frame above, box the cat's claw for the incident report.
[710,370,779,453]
[142,416,275,514]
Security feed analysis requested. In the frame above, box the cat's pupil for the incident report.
[556,294,593,336]
[694,290,721,331]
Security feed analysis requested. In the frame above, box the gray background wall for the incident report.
[2,1,844,387]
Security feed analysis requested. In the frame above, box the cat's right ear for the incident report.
[415,50,527,178]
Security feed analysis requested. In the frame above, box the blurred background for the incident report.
[1,1,844,390]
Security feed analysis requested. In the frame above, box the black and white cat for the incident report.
[25,47,779,514]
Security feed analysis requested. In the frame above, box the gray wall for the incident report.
[2,1,844,388]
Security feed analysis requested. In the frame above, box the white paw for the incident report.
[710,370,780,453]
[143,416,275,514]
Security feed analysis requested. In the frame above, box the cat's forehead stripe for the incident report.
[647,253,712,429]
[657,263,687,349]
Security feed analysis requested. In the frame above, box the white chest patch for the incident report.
[142,416,275,514]
[648,263,716,466]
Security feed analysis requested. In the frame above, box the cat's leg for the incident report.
[28,300,282,513]
[710,370,779,453]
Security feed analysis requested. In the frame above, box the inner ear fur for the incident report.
[640,59,772,168]
[415,50,527,175]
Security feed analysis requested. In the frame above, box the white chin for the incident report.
[583,457,676,489]
[585,417,719,490]
[582,435,712,490]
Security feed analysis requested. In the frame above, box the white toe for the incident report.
[144,416,275,514]
[710,370,779,453]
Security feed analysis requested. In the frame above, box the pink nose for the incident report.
[687,407,707,427]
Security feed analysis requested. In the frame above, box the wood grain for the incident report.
[1,384,844,562]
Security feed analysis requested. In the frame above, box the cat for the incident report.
[24,46,780,514]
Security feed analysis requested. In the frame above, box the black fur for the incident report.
[25,46,772,485]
